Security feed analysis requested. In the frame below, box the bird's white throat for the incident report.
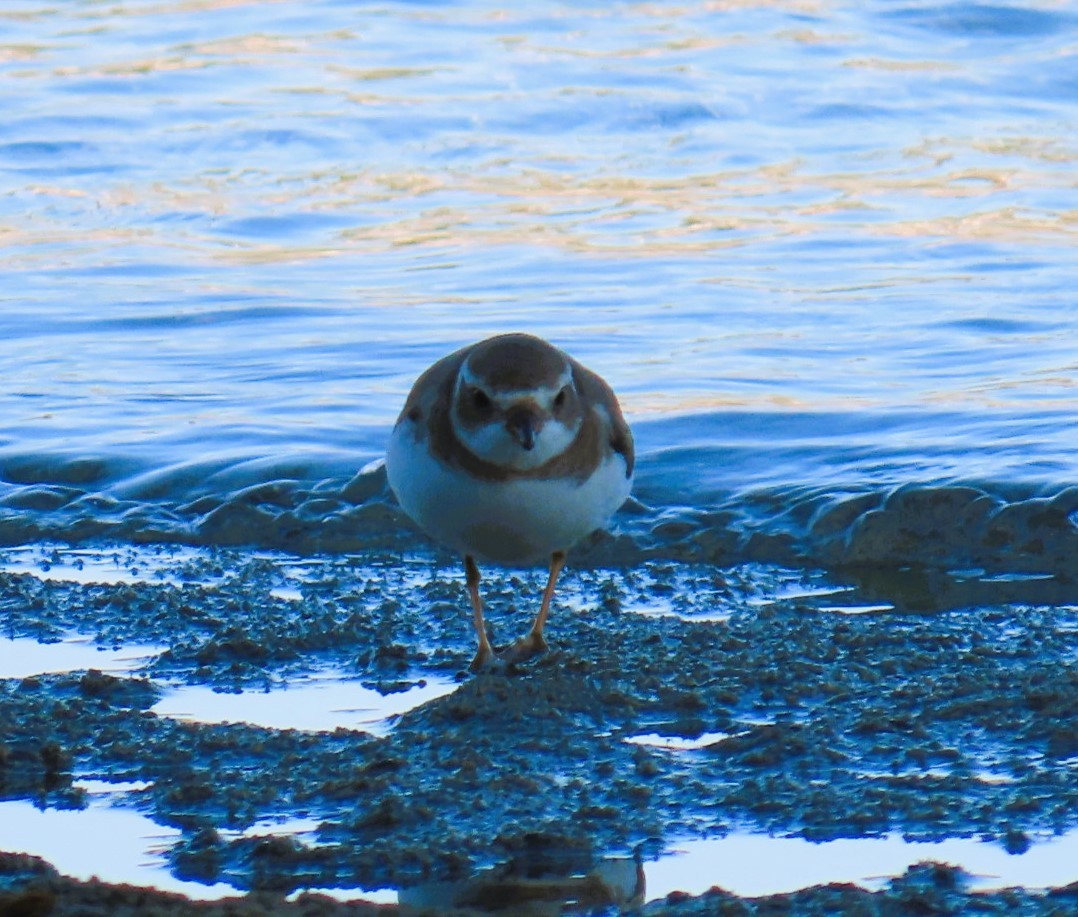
[450,409,579,470]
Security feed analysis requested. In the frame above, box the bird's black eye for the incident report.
[471,388,492,410]
[553,386,571,410]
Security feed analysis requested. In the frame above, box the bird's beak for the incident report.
[506,405,542,451]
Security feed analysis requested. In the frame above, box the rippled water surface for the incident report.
[2,0,1075,528]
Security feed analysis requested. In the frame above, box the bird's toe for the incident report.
[498,631,549,666]
[468,644,505,674]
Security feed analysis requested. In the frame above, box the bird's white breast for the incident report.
[387,420,631,566]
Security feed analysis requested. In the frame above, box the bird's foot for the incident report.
[498,630,549,666]
[467,633,548,674]
[468,642,498,673]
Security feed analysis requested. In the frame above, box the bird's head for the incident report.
[450,334,583,471]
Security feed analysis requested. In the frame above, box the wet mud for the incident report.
[1,544,1076,914]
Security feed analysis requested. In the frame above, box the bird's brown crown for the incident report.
[463,333,569,391]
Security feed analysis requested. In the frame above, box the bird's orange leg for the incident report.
[465,555,494,672]
[503,550,565,663]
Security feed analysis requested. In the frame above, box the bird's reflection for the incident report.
[399,852,644,914]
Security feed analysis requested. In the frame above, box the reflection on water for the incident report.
[647,831,1078,899]
[399,856,644,915]
[1,0,1075,494]
[2,790,1075,907]
[0,545,197,587]
[0,620,458,736]
[151,672,459,735]
[0,798,236,901]
[0,636,164,680]
[625,732,733,751]
[819,603,896,615]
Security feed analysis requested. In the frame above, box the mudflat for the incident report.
[1,543,1075,914]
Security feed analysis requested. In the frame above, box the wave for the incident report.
[1,430,1074,582]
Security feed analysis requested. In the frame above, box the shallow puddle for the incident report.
[820,603,896,615]
[0,633,458,736]
[269,585,304,602]
[2,790,1075,907]
[0,545,198,587]
[0,781,398,903]
[746,583,849,607]
[0,797,235,901]
[645,831,1078,898]
[0,788,398,904]
[150,672,459,735]
[625,732,733,751]
[0,635,164,680]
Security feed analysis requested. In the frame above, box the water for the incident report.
[0,544,195,585]
[150,671,459,734]
[1,0,1075,573]
[0,796,238,901]
[3,790,1075,904]
[0,631,457,734]
[647,830,1078,899]
[0,635,164,680]
[1,0,1076,905]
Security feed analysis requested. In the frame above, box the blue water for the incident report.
[1,0,1076,572]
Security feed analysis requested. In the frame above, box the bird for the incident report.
[386,333,634,672]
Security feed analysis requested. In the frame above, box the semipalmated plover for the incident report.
[386,333,634,671]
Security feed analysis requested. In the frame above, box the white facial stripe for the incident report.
[457,365,477,393]
[493,385,562,412]
[459,365,574,409]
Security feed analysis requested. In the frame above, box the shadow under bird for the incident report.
[386,333,634,671]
